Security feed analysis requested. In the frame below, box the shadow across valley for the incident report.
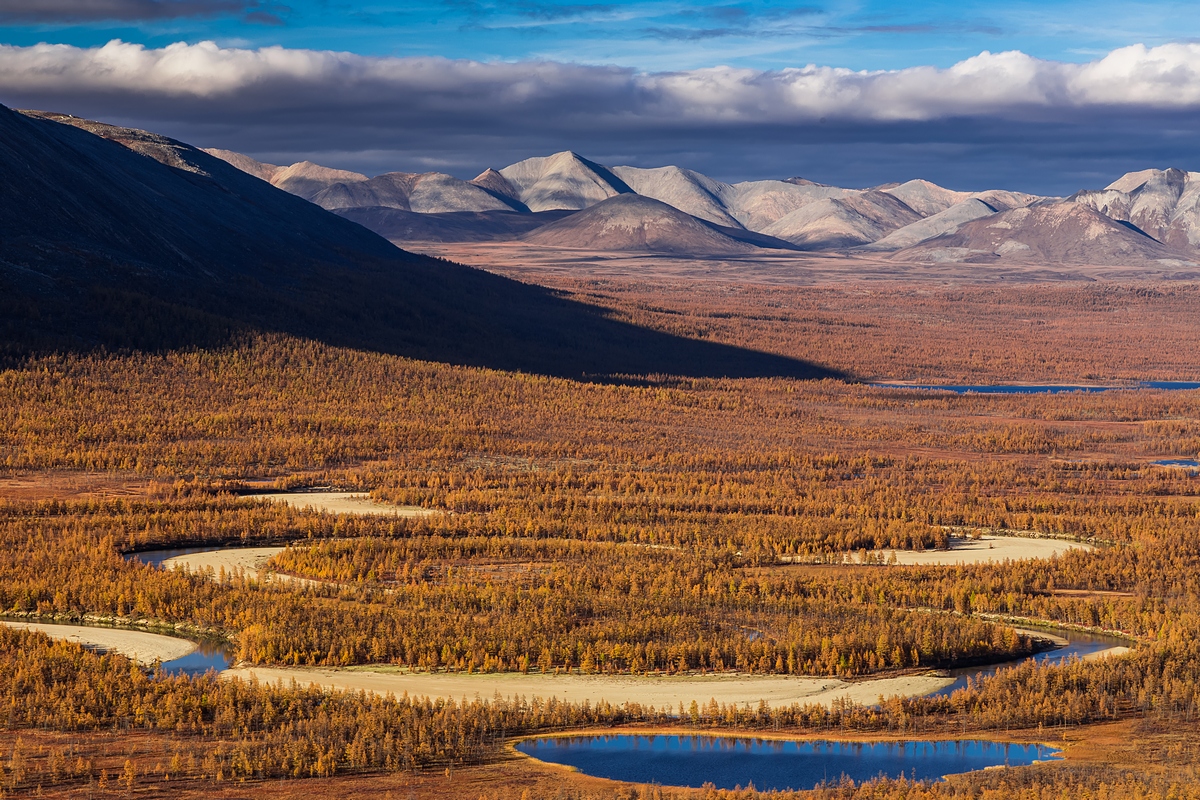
[249,257,845,381]
[2,255,844,382]
[0,105,842,381]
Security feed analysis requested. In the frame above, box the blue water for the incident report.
[871,381,1200,395]
[161,639,232,676]
[1153,459,1200,468]
[933,627,1128,697]
[517,735,1060,790]
[1141,382,1200,390]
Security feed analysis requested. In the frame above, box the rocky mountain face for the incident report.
[206,146,1198,266]
[1073,169,1200,252]
[892,203,1179,265]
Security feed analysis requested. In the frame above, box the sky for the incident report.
[1,1,1199,193]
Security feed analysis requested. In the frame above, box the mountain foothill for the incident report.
[207,147,1200,267]
[0,103,839,381]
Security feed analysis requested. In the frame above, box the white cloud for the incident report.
[2,39,1198,193]
[2,39,1200,123]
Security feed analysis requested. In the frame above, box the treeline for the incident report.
[468,769,1200,800]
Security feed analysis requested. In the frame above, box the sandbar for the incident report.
[246,492,439,518]
[0,621,196,665]
[161,546,286,582]
[1083,646,1131,662]
[882,535,1088,566]
[222,666,954,709]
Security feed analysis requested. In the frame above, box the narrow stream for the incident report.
[870,381,1200,394]
[125,550,1133,694]
[933,626,1128,697]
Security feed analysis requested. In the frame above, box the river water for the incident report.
[932,626,1129,696]
[870,381,1200,394]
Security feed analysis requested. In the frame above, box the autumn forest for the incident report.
[3,280,1200,798]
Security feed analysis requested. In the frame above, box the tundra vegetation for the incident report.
[2,282,1200,797]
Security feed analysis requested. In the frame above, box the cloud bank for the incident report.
[0,1,269,22]
[1,39,1198,191]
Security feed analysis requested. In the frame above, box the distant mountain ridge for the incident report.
[206,147,1198,266]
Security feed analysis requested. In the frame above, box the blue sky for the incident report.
[1,1,1199,192]
[3,0,1195,71]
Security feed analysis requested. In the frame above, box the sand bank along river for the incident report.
[220,667,955,710]
[781,534,1091,566]
[139,531,1087,588]
[8,621,1131,707]
[883,535,1087,565]
[158,546,288,583]
[0,620,197,665]
[244,492,440,518]
[222,626,1130,709]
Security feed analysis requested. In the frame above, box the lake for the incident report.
[516,735,1060,790]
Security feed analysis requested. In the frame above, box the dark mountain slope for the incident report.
[0,106,839,381]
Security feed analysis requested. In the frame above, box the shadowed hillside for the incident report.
[0,106,842,381]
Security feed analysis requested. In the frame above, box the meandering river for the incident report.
[871,381,1200,394]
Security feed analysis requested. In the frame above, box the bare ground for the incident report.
[245,491,441,517]
[0,621,196,664]
[222,665,955,709]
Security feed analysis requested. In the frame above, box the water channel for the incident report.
[516,735,1061,790]
[870,381,1200,394]
[932,627,1129,696]
[160,638,233,675]
[114,548,1129,785]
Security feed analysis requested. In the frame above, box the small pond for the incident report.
[516,735,1060,790]
[1152,459,1200,469]
[871,381,1200,395]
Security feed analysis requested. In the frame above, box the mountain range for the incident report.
[0,104,836,380]
[207,148,1200,266]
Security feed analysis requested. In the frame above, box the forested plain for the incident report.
[3,282,1200,797]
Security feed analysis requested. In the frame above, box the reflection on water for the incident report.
[517,735,1060,790]
[161,639,232,676]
